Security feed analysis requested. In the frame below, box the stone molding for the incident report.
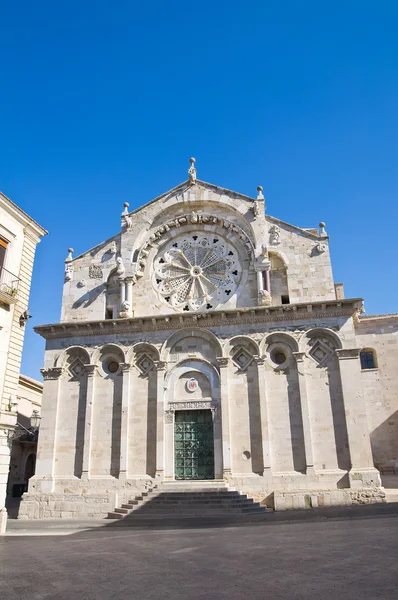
[40,367,64,380]
[35,299,363,340]
[335,348,361,360]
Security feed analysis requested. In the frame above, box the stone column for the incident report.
[263,268,271,292]
[126,278,133,307]
[257,270,264,293]
[292,352,315,474]
[81,364,97,480]
[256,262,271,306]
[335,348,380,488]
[216,357,232,476]
[119,363,131,481]
[254,356,272,476]
[119,280,126,305]
[154,361,167,479]
[34,367,64,492]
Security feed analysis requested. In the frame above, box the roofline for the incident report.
[19,373,44,391]
[128,179,257,216]
[0,192,47,236]
[127,179,321,239]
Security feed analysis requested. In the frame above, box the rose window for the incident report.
[153,233,242,311]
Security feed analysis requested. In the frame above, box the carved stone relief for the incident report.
[89,265,103,279]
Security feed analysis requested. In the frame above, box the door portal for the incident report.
[174,410,215,480]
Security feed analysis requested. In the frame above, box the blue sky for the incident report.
[1,1,397,380]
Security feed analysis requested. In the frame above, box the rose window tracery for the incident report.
[153,233,242,311]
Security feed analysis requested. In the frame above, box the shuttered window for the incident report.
[0,237,8,269]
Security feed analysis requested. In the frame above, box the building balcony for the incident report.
[0,265,20,304]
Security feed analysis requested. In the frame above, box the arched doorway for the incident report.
[164,360,222,480]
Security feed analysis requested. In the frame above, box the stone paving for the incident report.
[1,508,398,599]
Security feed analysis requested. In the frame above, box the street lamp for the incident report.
[30,410,41,429]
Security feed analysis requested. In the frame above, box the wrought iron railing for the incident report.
[0,265,20,301]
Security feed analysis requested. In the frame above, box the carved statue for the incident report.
[188,157,197,182]
[109,241,117,255]
[269,225,281,245]
[124,214,133,229]
[258,289,272,306]
[116,256,125,278]
[64,263,73,282]
[260,244,269,259]
[119,299,132,319]
[315,242,327,254]
[190,211,199,224]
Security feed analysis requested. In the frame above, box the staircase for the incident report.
[107,481,268,522]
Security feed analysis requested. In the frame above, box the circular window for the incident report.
[102,355,121,376]
[107,361,119,374]
[153,232,242,311]
[271,350,287,365]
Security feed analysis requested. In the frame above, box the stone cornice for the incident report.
[356,313,398,324]
[34,299,363,341]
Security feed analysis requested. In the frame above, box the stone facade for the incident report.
[0,192,46,531]
[20,164,396,518]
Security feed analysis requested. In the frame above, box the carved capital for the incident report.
[119,362,132,374]
[154,360,167,372]
[216,357,229,368]
[40,367,64,381]
[335,348,361,361]
[253,355,266,366]
[84,364,98,378]
[292,352,306,363]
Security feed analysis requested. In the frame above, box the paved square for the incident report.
[1,513,398,599]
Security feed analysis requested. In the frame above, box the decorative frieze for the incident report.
[35,299,363,340]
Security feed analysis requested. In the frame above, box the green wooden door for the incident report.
[174,410,215,480]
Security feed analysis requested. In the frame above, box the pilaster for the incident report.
[34,367,64,492]
[216,357,232,476]
[254,356,272,477]
[81,364,97,481]
[292,352,315,474]
[335,348,380,488]
[119,363,131,481]
[154,361,167,479]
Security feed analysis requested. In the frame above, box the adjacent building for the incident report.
[0,192,47,531]
[7,374,43,504]
[20,161,397,518]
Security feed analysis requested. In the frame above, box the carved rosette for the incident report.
[153,233,242,311]
[133,212,254,284]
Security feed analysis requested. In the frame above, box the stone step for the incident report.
[132,503,264,512]
[146,492,244,499]
[106,482,267,521]
[384,489,398,502]
[146,498,254,506]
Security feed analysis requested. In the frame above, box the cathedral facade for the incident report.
[20,161,398,518]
